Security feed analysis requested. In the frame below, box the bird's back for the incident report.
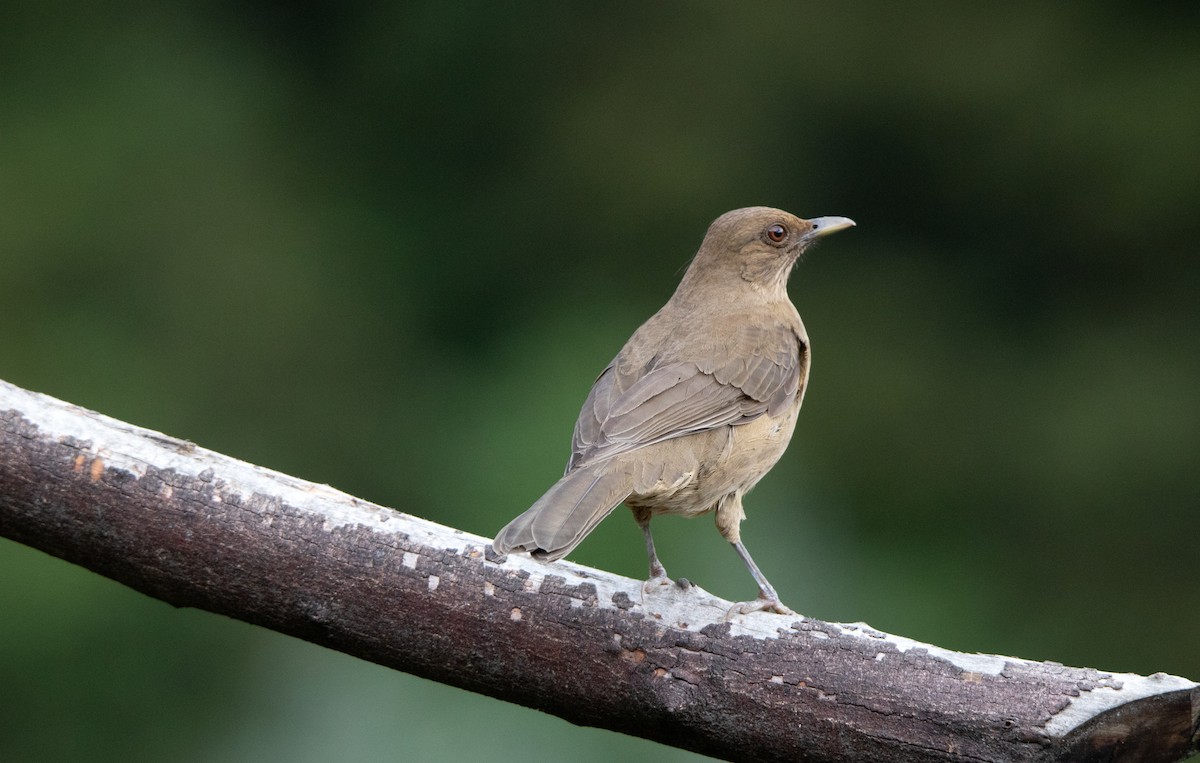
[569,296,808,476]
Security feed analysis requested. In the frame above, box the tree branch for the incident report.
[1,378,1196,762]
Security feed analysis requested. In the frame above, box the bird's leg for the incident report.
[715,494,792,615]
[636,508,670,588]
[635,508,685,594]
[727,539,796,617]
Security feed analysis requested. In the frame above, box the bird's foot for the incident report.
[642,573,672,594]
[726,596,797,619]
[641,573,693,603]
[642,572,692,593]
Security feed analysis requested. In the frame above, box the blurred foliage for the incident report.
[2,2,1199,761]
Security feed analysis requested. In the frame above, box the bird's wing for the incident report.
[568,322,805,471]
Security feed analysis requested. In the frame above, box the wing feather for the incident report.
[569,320,805,469]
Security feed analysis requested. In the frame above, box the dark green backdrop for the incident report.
[2,3,1197,761]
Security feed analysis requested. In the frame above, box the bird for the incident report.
[492,207,854,615]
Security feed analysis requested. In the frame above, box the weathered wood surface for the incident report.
[1,378,1196,762]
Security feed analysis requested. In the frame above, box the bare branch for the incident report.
[1,378,1196,762]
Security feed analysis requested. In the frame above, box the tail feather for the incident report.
[493,460,634,562]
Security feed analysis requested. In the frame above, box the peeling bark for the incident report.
[1,378,1196,762]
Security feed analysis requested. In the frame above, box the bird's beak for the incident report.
[802,216,856,241]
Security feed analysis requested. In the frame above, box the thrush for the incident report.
[492,207,854,614]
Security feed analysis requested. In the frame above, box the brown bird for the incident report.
[492,207,854,614]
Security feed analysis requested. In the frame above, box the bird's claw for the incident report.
[642,573,674,596]
[726,597,797,619]
[640,573,693,607]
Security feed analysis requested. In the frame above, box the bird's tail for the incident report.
[493,459,634,562]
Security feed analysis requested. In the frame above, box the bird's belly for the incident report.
[625,405,800,518]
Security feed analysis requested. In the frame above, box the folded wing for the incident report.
[569,322,805,472]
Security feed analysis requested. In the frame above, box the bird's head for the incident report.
[681,206,854,297]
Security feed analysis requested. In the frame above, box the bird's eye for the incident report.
[766,224,787,243]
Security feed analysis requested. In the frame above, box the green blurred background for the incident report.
[2,3,1198,761]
